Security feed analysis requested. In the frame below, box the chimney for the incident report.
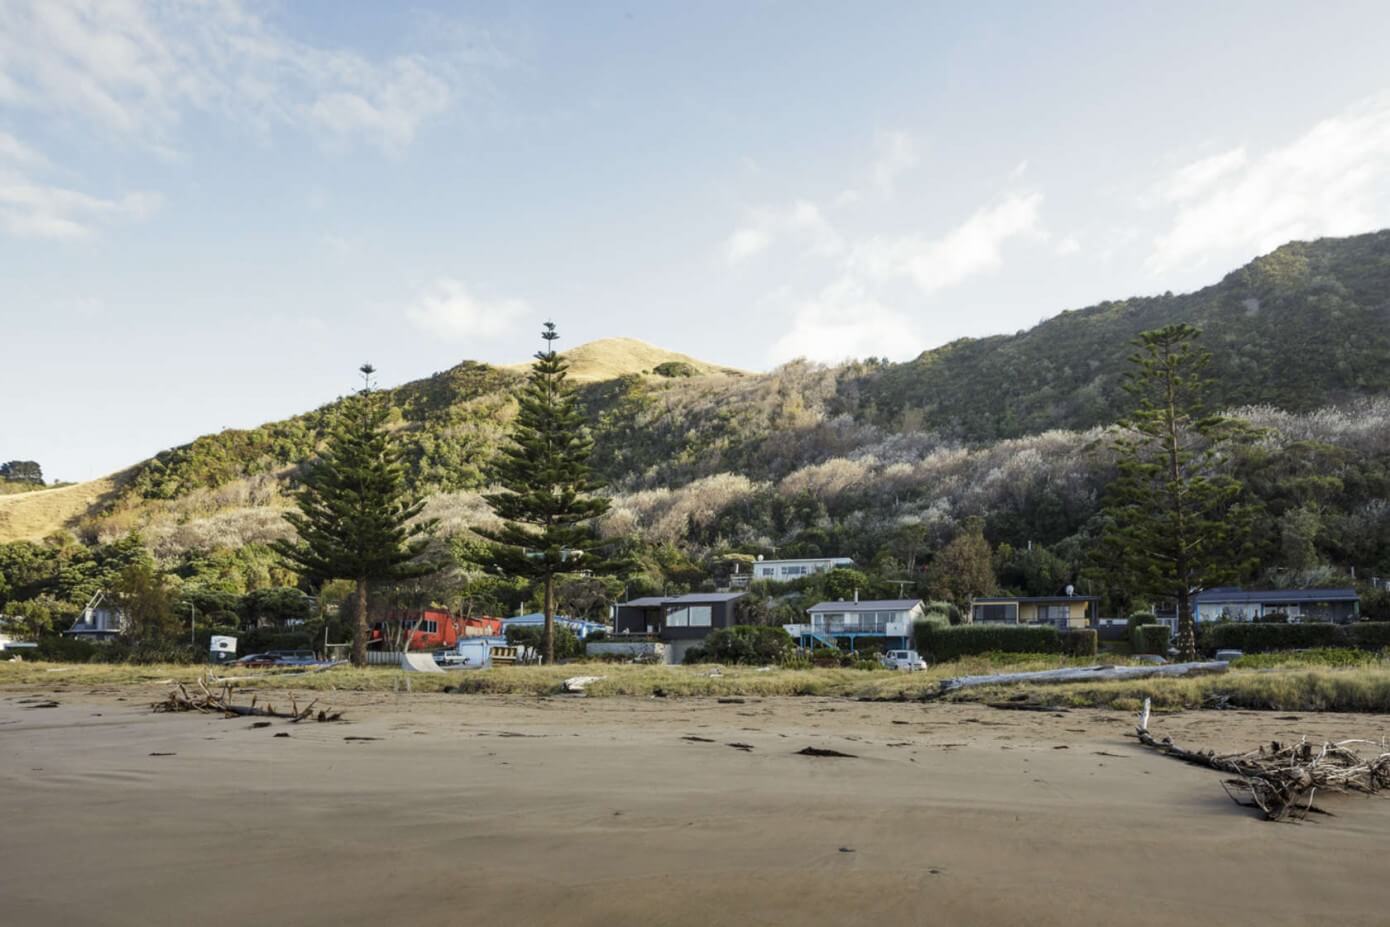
[853,588,859,603]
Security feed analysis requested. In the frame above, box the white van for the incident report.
[880,649,928,671]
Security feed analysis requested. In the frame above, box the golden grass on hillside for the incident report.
[0,469,135,543]
[504,337,745,383]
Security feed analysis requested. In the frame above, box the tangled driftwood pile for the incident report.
[153,677,343,723]
[1133,698,1390,821]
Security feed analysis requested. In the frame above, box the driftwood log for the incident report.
[938,661,1229,694]
[1132,697,1390,821]
[153,677,344,723]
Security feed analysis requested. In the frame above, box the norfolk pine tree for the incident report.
[479,323,612,664]
[273,365,435,667]
[1102,325,1255,661]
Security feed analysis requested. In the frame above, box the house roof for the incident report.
[807,599,923,613]
[755,557,855,566]
[619,597,668,608]
[617,592,746,608]
[972,595,1101,604]
[1193,587,1359,604]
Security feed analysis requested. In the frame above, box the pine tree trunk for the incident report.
[353,577,369,668]
[1176,587,1197,662]
[543,572,555,665]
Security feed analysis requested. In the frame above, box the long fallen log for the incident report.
[1131,697,1390,821]
[938,660,1229,693]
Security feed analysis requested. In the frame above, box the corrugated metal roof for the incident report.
[670,592,745,603]
[1194,587,1359,604]
[807,599,923,612]
[972,595,1101,604]
[618,597,668,608]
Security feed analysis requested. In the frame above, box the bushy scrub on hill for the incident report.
[682,626,794,665]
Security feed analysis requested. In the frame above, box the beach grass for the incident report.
[7,656,1390,712]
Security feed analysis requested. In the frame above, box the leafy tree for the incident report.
[996,542,1071,597]
[273,366,435,666]
[0,460,43,484]
[927,519,997,607]
[1102,325,1255,660]
[114,561,179,643]
[479,323,613,664]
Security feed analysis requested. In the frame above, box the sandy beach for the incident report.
[3,688,1388,926]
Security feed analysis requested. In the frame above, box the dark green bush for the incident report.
[241,628,317,655]
[92,638,199,664]
[681,644,708,665]
[1060,628,1098,657]
[1131,624,1171,655]
[916,624,1061,661]
[505,624,584,660]
[1344,622,1390,650]
[688,626,794,665]
[31,635,101,663]
[1200,622,1341,653]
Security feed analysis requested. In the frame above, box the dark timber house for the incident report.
[613,592,745,663]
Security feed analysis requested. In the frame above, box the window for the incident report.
[1036,605,1069,624]
[665,605,712,628]
[781,565,806,576]
[975,603,1016,623]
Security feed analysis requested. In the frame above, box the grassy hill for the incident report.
[6,230,1390,555]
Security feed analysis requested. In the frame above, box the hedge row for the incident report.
[1060,628,1098,658]
[1200,622,1390,653]
[1132,624,1171,655]
[916,623,1061,661]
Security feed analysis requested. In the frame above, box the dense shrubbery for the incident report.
[1201,622,1343,653]
[683,626,794,665]
[915,623,1061,661]
[1060,628,1098,657]
[504,624,584,661]
[31,635,100,663]
[1131,624,1171,655]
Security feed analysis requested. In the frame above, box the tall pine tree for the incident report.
[479,323,612,664]
[1102,325,1254,661]
[273,365,435,667]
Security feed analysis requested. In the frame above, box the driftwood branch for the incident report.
[1132,697,1390,821]
[938,660,1229,694]
[153,677,344,723]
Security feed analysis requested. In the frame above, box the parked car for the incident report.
[880,649,928,671]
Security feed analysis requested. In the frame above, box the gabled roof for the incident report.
[617,592,745,608]
[972,595,1101,604]
[807,599,923,613]
[1193,587,1359,604]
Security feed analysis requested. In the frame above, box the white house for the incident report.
[751,557,855,582]
[786,598,925,650]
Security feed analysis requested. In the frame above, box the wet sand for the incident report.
[2,688,1388,926]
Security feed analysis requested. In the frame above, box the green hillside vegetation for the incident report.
[5,232,1390,643]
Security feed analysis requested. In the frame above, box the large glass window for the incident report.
[666,605,712,628]
[975,603,1017,623]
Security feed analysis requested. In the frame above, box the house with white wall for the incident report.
[751,557,854,583]
[785,598,925,651]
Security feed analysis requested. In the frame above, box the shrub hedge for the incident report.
[1060,628,1098,657]
[689,626,794,665]
[916,623,1061,661]
[1200,622,1342,653]
[1131,624,1171,655]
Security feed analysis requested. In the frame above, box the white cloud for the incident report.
[869,130,919,196]
[1055,235,1081,256]
[406,278,527,341]
[850,192,1044,294]
[1149,94,1390,271]
[0,130,47,167]
[0,169,160,240]
[1161,147,1247,203]
[724,200,841,264]
[0,0,486,155]
[769,276,920,364]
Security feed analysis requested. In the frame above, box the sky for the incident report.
[5,0,1390,482]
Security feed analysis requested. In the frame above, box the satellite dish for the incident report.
[1065,584,1075,597]
[756,554,764,561]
